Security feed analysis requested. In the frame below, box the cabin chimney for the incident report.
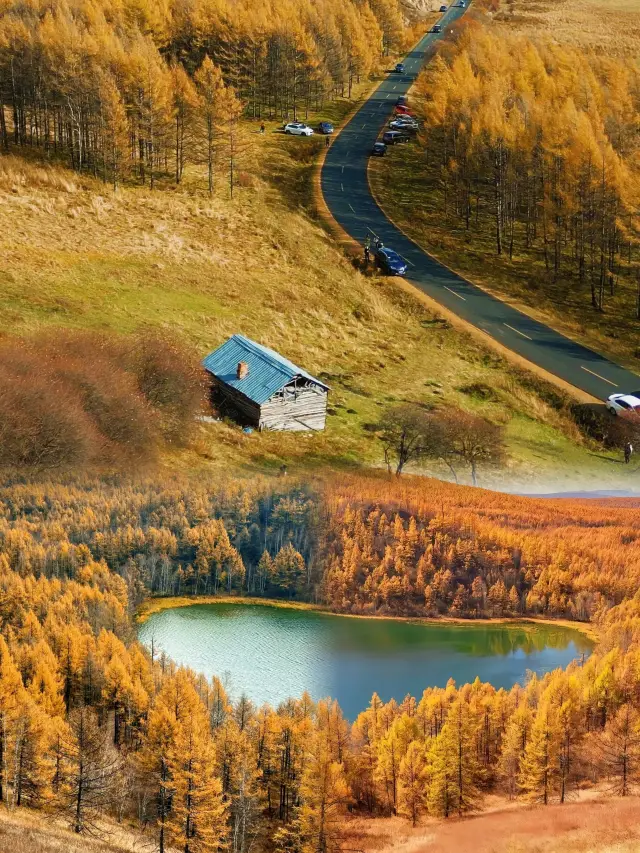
[237,361,249,380]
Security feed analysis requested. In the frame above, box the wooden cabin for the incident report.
[203,335,329,431]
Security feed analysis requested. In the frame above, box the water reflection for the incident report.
[139,604,593,720]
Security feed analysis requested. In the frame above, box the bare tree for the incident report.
[437,410,506,486]
[378,404,443,475]
[57,707,123,835]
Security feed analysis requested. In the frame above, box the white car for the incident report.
[284,122,314,136]
[606,393,640,416]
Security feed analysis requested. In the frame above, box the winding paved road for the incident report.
[320,8,640,400]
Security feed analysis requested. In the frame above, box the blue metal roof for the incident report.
[202,335,329,405]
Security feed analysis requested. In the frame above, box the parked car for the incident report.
[390,115,418,126]
[431,24,442,33]
[394,63,405,73]
[457,1,465,6]
[440,4,448,11]
[317,121,334,134]
[370,141,387,156]
[382,130,410,144]
[606,393,640,416]
[284,122,314,136]
[389,119,418,133]
[375,247,408,276]
[394,105,415,116]
[396,95,408,106]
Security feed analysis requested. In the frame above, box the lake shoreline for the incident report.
[136,595,598,642]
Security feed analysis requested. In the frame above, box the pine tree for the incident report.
[397,740,428,826]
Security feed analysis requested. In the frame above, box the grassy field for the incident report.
[3,795,640,853]
[493,0,640,56]
[1,84,637,490]
[344,795,640,853]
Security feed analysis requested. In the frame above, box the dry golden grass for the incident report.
[493,0,640,55]
[0,806,141,853]
[344,795,640,853]
[0,112,631,489]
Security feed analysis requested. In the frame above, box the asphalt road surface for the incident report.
[320,8,640,401]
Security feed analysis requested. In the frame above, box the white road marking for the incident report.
[444,286,466,301]
[580,366,618,387]
[403,257,415,267]
[504,323,532,341]
[362,123,367,129]
[340,183,344,191]
[348,203,356,213]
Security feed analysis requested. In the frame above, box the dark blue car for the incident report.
[375,247,408,276]
[317,121,334,134]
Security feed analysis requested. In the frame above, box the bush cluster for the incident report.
[0,330,206,471]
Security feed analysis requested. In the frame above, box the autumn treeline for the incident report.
[0,0,407,190]
[1,475,640,849]
[3,474,640,621]
[321,475,640,620]
[416,27,640,314]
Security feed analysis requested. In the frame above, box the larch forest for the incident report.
[1,0,640,851]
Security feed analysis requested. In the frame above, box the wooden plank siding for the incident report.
[211,376,327,431]
[260,384,327,431]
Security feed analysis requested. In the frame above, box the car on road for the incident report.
[375,247,408,276]
[370,141,387,156]
[431,24,442,33]
[394,105,415,116]
[457,1,465,6]
[383,130,410,145]
[394,63,405,73]
[317,121,334,134]
[284,122,314,136]
[439,4,447,10]
[396,95,408,106]
[389,119,418,133]
[606,393,640,416]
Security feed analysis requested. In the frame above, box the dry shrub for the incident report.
[236,170,257,188]
[0,366,97,470]
[126,331,207,444]
[0,329,206,472]
[287,137,323,163]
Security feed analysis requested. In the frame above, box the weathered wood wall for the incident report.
[210,377,328,432]
[260,385,327,431]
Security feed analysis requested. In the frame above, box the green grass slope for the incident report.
[0,107,633,490]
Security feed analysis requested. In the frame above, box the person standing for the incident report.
[325,135,330,148]
[260,121,265,134]
[624,441,633,464]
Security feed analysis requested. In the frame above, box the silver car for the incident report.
[606,393,640,415]
[284,122,314,137]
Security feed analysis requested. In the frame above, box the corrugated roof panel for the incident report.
[202,335,329,405]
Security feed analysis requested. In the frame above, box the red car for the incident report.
[394,105,415,116]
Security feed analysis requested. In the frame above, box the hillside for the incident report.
[344,796,640,853]
[492,0,640,56]
[3,795,640,853]
[1,135,636,490]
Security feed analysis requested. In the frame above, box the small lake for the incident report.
[138,603,593,719]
